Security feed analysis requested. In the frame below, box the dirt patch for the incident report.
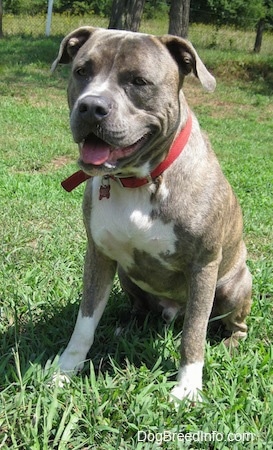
[11,156,75,174]
[50,156,74,170]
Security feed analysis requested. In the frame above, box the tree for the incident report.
[109,0,125,29]
[0,0,3,38]
[194,0,273,52]
[168,0,191,38]
[109,0,146,32]
[254,18,266,52]
[253,1,273,52]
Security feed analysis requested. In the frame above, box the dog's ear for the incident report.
[51,26,97,72]
[159,35,216,92]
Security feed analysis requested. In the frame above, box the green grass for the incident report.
[1,15,273,449]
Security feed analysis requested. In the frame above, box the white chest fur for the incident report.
[90,177,176,271]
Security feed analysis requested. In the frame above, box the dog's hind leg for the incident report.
[215,255,252,345]
[118,266,163,315]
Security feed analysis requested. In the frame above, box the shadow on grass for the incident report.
[0,35,69,93]
[0,35,64,66]
[213,58,273,96]
[0,287,228,387]
[244,60,273,95]
[0,293,179,385]
[1,35,273,96]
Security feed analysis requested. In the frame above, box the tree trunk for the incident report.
[109,0,125,30]
[0,0,3,38]
[253,18,265,53]
[168,0,191,38]
[109,0,145,32]
[125,0,145,32]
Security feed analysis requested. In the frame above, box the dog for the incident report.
[51,27,252,401]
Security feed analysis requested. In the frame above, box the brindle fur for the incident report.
[52,27,252,401]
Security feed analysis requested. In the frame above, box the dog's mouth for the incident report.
[79,133,149,168]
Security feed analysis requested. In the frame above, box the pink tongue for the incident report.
[80,135,111,165]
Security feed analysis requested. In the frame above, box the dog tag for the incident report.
[99,177,111,200]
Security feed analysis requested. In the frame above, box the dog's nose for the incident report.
[78,95,111,123]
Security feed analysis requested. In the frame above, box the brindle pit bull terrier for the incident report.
[51,27,252,401]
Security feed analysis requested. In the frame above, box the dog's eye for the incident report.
[76,66,88,77]
[132,77,148,86]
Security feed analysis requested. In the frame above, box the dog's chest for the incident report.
[90,178,176,270]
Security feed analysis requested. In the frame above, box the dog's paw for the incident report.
[45,354,83,388]
[170,362,203,405]
[44,356,71,388]
[58,353,85,374]
[51,371,71,388]
[170,384,203,404]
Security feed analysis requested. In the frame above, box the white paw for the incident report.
[52,371,71,388]
[170,362,203,404]
[44,356,72,388]
[170,384,203,403]
[45,352,84,388]
[58,350,85,373]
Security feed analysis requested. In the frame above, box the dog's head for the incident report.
[52,27,215,177]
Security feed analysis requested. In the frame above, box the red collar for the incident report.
[61,113,192,193]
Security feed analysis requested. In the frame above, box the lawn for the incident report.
[0,14,273,450]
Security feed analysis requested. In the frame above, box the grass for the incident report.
[0,14,273,449]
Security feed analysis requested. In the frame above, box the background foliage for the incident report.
[3,0,273,30]
[191,0,273,29]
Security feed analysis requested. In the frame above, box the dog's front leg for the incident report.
[58,245,117,374]
[171,259,220,402]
